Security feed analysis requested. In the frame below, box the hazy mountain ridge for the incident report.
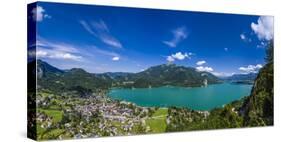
[225,73,257,80]
[223,73,258,84]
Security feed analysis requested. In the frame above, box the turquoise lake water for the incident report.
[107,83,252,111]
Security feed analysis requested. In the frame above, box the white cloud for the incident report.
[256,64,263,68]
[37,37,80,53]
[89,46,121,61]
[257,41,269,48]
[101,36,123,48]
[80,20,123,48]
[240,34,246,40]
[196,66,213,72]
[239,64,263,73]
[38,40,79,54]
[171,52,190,60]
[31,6,51,22]
[28,49,37,58]
[80,20,95,35]
[195,63,234,77]
[112,56,120,61]
[166,52,191,62]
[36,50,48,57]
[140,68,146,72]
[166,56,175,62]
[36,37,82,61]
[37,47,82,61]
[52,53,81,60]
[90,46,119,57]
[188,52,193,56]
[92,20,109,32]
[240,33,252,42]
[196,60,206,66]
[251,16,274,41]
[163,26,187,47]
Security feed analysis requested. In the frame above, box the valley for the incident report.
[29,49,273,140]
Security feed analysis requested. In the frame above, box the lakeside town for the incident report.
[35,88,211,140]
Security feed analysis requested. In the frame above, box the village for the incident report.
[35,90,156,139]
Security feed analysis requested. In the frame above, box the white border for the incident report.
[0,0,280,142]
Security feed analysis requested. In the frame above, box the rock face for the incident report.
[241,62,273,126]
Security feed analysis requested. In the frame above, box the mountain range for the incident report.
[32,59,261,96]
[223,73,258,84]
[32,60,223,94]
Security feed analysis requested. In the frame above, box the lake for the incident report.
[107,83,252,111]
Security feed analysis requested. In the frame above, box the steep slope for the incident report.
[240,62,273,126]
[37,59,64,78]
[35,60,66,93]
[36,60,112,95]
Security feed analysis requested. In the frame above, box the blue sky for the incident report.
[28,2,274,76]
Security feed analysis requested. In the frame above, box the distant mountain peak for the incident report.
[36,59,64,78]
[69,68,87,73]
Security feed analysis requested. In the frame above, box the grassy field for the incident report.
[146,108,168,133]
[38,109,63,123]
[36,124,46,136]
[39,92,54,97]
